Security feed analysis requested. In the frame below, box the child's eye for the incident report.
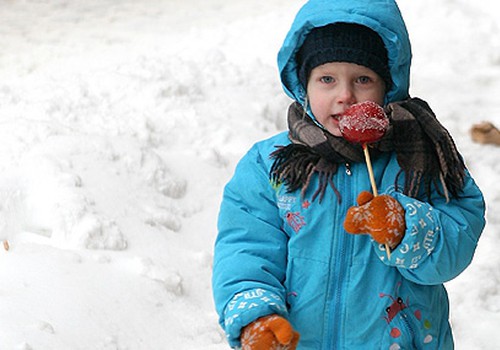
[320,76,334,84]
[357,76,373,84]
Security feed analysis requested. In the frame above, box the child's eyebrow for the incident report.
[315,67,336,74]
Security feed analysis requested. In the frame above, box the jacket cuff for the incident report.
[373,192,439,269]
[222,288,288,348]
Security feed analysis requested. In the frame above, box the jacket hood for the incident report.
[278,0,412,105]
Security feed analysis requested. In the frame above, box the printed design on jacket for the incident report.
[277,193,307,233]
[277,194,296,210]
[223,288,287,330]
[377,199,438,269]
[286,212,306,233]
[380,283,434,349]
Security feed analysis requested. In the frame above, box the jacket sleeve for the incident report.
[374,170,486,285]
[212,144,289,348]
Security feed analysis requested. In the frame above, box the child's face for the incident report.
[307,62,386,137]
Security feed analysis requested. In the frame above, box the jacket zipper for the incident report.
[345,162,352,176]
[324,165,353,349]
[400,311,418,348]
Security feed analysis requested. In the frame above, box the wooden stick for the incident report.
[362,144,378,197]
[385,243,391,260]
[362,144,391,260]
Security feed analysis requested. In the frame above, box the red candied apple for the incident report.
[339,101,389,144]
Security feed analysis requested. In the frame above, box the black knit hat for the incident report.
[297,23,392,89]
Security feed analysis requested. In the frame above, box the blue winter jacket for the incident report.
[212,0,486,349]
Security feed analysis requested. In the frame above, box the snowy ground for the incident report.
[0,0,499,349]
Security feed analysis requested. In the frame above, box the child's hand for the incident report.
[344,191,406,249]
[241,314,300,350]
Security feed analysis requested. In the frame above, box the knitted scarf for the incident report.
[270,98,465,203]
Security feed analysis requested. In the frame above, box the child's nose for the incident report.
[336,84,356,106]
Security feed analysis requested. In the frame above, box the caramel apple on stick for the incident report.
[339,101,394,259]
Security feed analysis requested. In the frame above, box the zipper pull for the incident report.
[345,162,352,176]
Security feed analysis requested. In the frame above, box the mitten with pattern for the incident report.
[240,314,300,350]
[344,191,406,249]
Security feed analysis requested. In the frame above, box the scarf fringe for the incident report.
[270,144,340,202]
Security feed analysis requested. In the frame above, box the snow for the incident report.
[0,0,499,349]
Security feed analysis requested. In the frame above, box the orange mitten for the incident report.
[344,191,406,249]
[241,314,300,350]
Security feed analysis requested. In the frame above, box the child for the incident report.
[212,0,486,349]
